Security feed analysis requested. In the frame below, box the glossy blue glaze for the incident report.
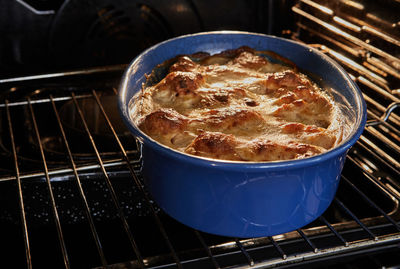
[118,31,367,238]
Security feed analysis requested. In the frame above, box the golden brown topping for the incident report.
[265,70,312,92]
[237,139,323,161]
[281,122,336,149]
[198,108,265,132]
[161,71,204,96]
[185,132,241,160]
[243,98,259,107]
[212,92,229,103]
[273,98,332,128]
[282,122,327,134]
[132,47,344,161]
[231,51,269,70]
[139,108,187,136]
[169,56,198,73]
[217,46,255,58]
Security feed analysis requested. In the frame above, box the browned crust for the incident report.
[185,132,241,160]
[238,139,323,161]
[134,47,341,161]
[139,108,187,136]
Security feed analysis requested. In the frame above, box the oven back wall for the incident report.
[0,0,289,78]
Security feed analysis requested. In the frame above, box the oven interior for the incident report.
[0,0,399,268]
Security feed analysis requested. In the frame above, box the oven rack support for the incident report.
[0,85,398,268]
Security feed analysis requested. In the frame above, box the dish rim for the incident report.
[118,30,367,171]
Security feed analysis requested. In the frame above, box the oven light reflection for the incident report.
[213,241,237,249]
[358,156,378,174]
[385,183,400,199]
[333,16,361,32]
[339,0,365,11]
[174,4,188,13]
[272,234,285,240]
[361,163,373,173]
[328,49,388,86]
[301,0,333,15]
[392,89,400,95]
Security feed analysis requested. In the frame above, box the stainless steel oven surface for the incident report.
[0,0,399,268]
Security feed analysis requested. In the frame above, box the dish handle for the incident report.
[366,102,400,127]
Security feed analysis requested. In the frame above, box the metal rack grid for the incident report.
[0,1,399,268]
[0,74,399,269]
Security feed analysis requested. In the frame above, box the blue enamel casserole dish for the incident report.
[118,31,367,238]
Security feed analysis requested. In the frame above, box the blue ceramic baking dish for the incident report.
[118,31,366,238]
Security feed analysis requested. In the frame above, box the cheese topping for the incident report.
[130,46,345,161]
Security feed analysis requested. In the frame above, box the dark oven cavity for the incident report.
[0,0,399,268]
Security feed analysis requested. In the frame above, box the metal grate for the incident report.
[0,1,399,268]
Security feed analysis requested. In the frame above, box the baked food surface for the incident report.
[130,46,346,161]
